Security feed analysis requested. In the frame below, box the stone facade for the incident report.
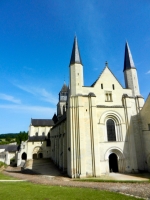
[16,37,150,178]
[50,37,150,178]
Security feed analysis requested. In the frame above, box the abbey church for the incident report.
[16,37,150,178]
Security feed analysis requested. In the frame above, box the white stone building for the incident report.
[16,37,150,178]
[50,37,150,178]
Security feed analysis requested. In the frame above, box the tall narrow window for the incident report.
[112,84,115,90]
[101,84,103,89]
[107,119,116,141]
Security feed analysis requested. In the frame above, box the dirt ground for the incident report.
[2,165,150,200]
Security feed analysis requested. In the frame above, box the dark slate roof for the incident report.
[69,36,82,66]
[123,42,136,72]
[28,136,46,142]
[0,145,19,152]
[31,119,54,126]
[60,83,68,92]
[51,113,66,129]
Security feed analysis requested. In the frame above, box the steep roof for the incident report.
[60,82,68,92]
[123,42,136,72]
[69,36,82,66]
[31,119,54,126]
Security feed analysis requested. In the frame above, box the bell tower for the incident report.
[123,42,140,96]
[69,36,84,95]
[57,82,68,118]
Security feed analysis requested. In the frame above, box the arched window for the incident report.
[107,119,116,141]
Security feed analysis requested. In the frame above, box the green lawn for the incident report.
[0,182,143,200]
[74,178,150,183]
[0,172,16,180]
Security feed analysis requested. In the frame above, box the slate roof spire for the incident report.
[69,36,82,66]
[60,82,68,92]
[123,42,136,72]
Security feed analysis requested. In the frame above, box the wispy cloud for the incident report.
[0,104,55,115]
[146,70,150,74]
[0,93,21,104]
[14,84,57,105]
[93,67,99,71]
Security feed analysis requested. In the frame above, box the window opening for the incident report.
[107,119,116,141]
[112,84,115,90]
[101,84,103,89]
[105,92,112,102]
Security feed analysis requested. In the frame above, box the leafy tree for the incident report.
[16,131,28,145]
[5,136,11,142]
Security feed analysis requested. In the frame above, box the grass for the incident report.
[74,178,150,183]
[0,172,17,180]
[0,182,144,200]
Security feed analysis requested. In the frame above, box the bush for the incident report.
[0,161,7,168]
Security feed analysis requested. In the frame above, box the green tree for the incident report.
[16,131,28,145]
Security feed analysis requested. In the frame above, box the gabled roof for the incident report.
[69,36,82,66]
[0,145,19,152]
[123,42,136,72]
[31,119,54,126]
[91,65,123,88]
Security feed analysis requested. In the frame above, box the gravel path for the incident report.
[2,166,150,199]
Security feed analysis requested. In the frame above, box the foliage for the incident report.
[0,140,9,145]
[16,131,28,145]
[0,161,7,168]
[0,182,143,200]
[0,133,18,139]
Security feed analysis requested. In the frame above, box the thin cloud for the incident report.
[146,70,150,74]
[0,93,21,104]
[14,84,57,104]
[0,104,55,114]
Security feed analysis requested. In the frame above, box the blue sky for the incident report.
[0,1,150,133]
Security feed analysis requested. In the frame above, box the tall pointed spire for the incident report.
[69,36,82,66]
[123,42,135,72]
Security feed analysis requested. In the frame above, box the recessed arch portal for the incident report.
[105,147,125,173]
[22,152,27,160]
[109,153,118,172]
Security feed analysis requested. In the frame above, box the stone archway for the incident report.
[109,153,118,172]
[32,146,43,159]
[33,153,37,159]
[38,153,43,159]
[105,147,125,173]
[22,152,27,160]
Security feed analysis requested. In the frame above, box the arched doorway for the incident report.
[109,153,118,172]
[22,152,27,160]
[38,153,43,159]
[33,153,37,159]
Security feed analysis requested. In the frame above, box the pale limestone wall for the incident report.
[17,125,52,166]
[70,63,84,95]
[66,66,146,177]
[27,141,50,160]
[124,68,140,96]
[50,120,67,171]
[29,126,51,137]
[140,95,150,171]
